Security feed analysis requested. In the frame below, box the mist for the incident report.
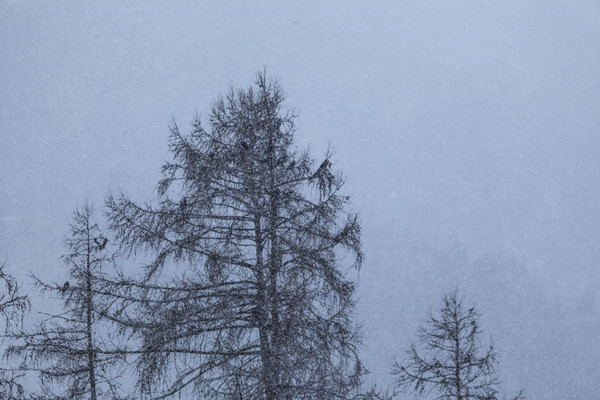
[1,1,599,398]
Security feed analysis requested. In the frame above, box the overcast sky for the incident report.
[1,1,600,398]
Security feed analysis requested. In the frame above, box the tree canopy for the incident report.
[106,72,364,399]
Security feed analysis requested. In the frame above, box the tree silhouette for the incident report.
[0,260,30,399]
[107,71,364,399]
[9,204,129,399]
[393,292,524,400]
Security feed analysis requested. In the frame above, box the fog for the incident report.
[1,1,599,398]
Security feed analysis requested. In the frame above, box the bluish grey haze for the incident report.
[1,1,599,398]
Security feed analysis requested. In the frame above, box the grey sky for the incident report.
[1,1,600,398]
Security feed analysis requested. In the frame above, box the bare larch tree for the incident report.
[8,203,128,399]
[393,292,524,400]
[0,260,30,399]
[106,72,364,399]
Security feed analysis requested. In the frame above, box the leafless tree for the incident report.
[393,292,524,400]
[8,203,129,399]
[106,71,364,399]
[0,260,30,399]
[0,261,29,332]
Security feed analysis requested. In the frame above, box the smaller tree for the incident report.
[0,260,30,399]
[392,292,523,400]
[0,261,29,332]
[8,204,128,399]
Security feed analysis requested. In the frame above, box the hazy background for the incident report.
[1,1,599,398]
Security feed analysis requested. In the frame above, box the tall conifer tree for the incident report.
[107,72,364,399]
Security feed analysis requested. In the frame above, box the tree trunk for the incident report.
[85,223,97,400]
[255,215,276,400]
